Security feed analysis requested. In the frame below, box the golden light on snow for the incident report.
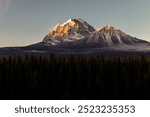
[104,25,114,30]
[48,19,81,38]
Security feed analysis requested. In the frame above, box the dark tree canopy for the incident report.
[0,54,150,100]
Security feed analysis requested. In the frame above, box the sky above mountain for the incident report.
[0,0,150,47]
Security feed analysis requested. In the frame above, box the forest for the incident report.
[0,54,150,100]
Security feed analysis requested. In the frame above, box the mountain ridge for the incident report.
[43,18,148,47]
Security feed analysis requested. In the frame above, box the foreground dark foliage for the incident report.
[0,54,150,100]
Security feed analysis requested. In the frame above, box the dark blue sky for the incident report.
[0,0,150,47]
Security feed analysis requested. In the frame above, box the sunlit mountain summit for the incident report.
[43,18,95,45]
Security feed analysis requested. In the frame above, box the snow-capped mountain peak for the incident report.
[62,18,87,26]
[102,25,115,30]
[88,25,148,46]
[97,25,117,31]
[43,18,95,45]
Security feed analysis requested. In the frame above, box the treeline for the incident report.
[0,54,150,99]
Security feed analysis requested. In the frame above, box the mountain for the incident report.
[0,18,150,55]
[43,18,95,46]
[78,25,148,47]
[42,18,148,48]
